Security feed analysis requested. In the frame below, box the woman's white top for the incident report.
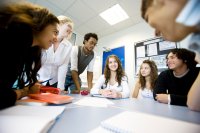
[90,75,130,98]
[138,88,153,99]
[38,38,72,90]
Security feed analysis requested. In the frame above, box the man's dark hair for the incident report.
[166,48,197,69]
[83,33,98,44]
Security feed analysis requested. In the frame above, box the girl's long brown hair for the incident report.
[139,60,158,90]
[104,55,126,87]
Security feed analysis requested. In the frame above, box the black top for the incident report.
[153,68,200,106]
[0,21,33,110]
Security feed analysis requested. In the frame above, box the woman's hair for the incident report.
[0,2,59,88]
[139,60,158,90]
[166,48,197,69]
[104,54,126,86]
[57,15,74,39]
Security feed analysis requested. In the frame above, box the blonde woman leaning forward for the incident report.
[38,15,74,90]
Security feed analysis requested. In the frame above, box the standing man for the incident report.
[65,33,98,93]
[153,48,199,106]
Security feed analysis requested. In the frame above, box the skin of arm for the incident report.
[132,81,141,98]
[187,72,200,111]
[87,71,93,90]
[156,94,168,104]
[15,83,41,100]
[71,70,81,93]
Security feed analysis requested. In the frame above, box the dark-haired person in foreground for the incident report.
[0,2,59,109]
[141,0,200,111]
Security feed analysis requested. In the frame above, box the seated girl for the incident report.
[132,60,158,99]
[90,55,130,98]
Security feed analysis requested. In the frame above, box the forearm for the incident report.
[15,86,29,100]
[87,72,93,90]
[71,70,81,90]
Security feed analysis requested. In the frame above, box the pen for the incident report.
[39,78,53,84]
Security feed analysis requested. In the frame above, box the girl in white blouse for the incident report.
[38,15,74,90]
[90,55,130,98]
[132,60,158,99]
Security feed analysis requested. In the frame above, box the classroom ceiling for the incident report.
[27,0,143,38]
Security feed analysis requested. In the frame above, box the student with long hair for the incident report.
[132,60,158,99]
[90,55,130,98]
[0,2,59,109]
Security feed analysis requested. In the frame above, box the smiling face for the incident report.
[166,52,185,70]
[140,63,151,77]
[143,0,196,41]
[34,24,58,49]
[108,57,119,72]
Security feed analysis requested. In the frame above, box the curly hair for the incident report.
[139,60,158,90]
[166,48,197,69]
[104,55,126,87]
[83,33,98,44]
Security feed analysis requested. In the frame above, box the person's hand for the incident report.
[29,83,41,94]
[109,90,122,98]
[71,89,80,94]
[100,89,112,97]
[60,90,68,95]
[156,94,168,104]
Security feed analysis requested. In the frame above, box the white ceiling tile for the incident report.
[82,0,117,13]
[26,0,143,38]
[48,0,75,10]
[34,0,63,15]
[66,0,96,23]
[84,16,110,33]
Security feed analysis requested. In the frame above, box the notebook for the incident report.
[0,105,65,133]
[100,111,200,133]
[28,93,74,104]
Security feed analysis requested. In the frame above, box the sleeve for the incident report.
[176,0,200,26]
[57,42,72,90]
[153,71,168,100]
[120,77,130,98]
[90,75,105,94]
[70,46,78,71]
[87,52,96,72]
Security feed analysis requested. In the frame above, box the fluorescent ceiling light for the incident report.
[99,4,129,25]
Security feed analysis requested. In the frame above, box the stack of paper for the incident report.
[74,97,114,107]
[96,111,200,133]
[0,105,65,133]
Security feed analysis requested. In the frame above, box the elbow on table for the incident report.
[187,101,200,112]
